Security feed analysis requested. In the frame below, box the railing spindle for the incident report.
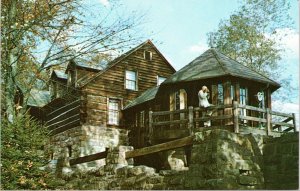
[292,113,296,132]
[266,108,271,135]
[188,106,194,135]
[233,101,239,133]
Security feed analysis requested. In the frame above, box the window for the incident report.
[230,85,235,101]
[144,51,152,61]
[157,76,166,86]
[175,91,180,110]
[240,87,248,105]
[217,84,224,104]
[171,89,187,111]
[125,70,137,90]
[108,99,120,125]
[240,87,248,118]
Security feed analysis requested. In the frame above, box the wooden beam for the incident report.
[238,104,266,113]
[233,101,239,133]
[271,121,294,128]
[239,115,267,123]
[70,148,108,166]
[152,119,188,126]
[194,115,232,122]
[292,113,296,132]
[125,136,194,159]
[273,117,293,130]
[270,111,293,118]
[152,109,188,116]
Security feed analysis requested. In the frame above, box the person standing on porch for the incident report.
[198,86,211,127]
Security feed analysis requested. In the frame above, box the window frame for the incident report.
[144,50,152,61]
[107,98,121,126]
[125,70,138,91]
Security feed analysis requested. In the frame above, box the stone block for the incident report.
[135,173,149,183]
[159,169,180,176]
[238,175,257,185]
[146,175,164,184]
[120,176,136,187]
[152,183,166,190]
[143,183,154,190]
[115,166,131,177]
[168,176,184,185]
[128,165,155,176]
[205,178,223,189]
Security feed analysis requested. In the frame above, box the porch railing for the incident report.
[149,101,297,138]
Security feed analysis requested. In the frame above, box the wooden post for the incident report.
[266,108,271,135]
[233,101,239,133]
[149,111,153,139]
[188,106,194,135]
[195,110,199,128]
[292,113,296,132]
[224,81,231,125]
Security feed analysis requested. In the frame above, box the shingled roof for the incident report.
[123,86,159,110]
[52,70,67,80]
[162,48,281,89]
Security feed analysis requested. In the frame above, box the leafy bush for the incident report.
[1,113,60,189]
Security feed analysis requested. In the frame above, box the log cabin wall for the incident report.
[81,42,175,128]
[76,67,100,82]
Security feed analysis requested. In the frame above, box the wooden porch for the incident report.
[147,101,297,141]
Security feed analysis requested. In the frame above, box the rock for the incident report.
[239,175,257,185]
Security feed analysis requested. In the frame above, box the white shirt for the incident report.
[198,90,210,108]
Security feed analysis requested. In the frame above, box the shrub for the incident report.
[1,113,60,189]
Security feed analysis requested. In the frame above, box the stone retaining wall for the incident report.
[54,129,297,189]
[263,132,299,189]
[47,125,129,171]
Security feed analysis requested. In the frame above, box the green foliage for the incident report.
[1,114,59,189]
[207,0,292,76]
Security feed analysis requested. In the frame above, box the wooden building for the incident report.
[39,40,176,163]
[33,42,296,170]
[123,48,284,148]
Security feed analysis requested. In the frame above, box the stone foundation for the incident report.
[47,125,129,171]
[52,129,299,190]
[263,132,299,189]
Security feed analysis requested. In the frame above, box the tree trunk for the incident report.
[4,0,18,122]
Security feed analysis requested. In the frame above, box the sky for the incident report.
[92,0,299,126]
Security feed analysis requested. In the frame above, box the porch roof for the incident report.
[162,48,281,89]
[123,86,159,110]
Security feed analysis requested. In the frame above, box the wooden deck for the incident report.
[148,101,297,140]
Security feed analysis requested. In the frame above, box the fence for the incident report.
[149,101,297,137]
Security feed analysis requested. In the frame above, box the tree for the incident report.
[207,0,292,74]
[1,0,144,121]
[1,114,62,189]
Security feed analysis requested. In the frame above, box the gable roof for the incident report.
[123,86,159,110]
[52,70,67,80]
[72,59,108,71]
[162,48,281,89]
[77,40,176,87]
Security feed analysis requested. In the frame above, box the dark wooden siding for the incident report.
[45,99,81,135]
[82,43,175,128]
